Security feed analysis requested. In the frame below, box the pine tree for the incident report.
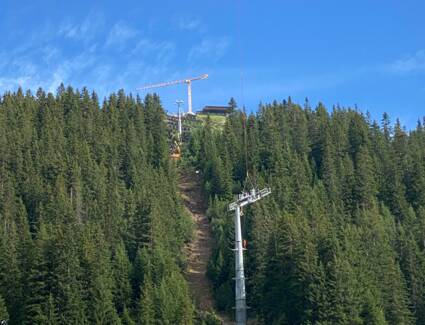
[353,145,377,210]
[121,307,135,325]
[112,241,132,315]
[45,294,58,325]
[0,294,9,323]
[138,273,155,325]
[24,236,48,324]
[228,97,237,112]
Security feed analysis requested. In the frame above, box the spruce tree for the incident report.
[0,294,9,323]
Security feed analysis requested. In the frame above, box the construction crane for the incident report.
[137,74,208,114]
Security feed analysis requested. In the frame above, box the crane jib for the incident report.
[137,74,208,90]
[136,74,209,115]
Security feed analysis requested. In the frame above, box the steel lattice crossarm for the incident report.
[229,187,271,211]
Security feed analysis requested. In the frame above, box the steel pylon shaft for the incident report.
[229,187,271,325]
[234,205,247,325]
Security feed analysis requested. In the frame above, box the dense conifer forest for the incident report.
[187,99,425,324]
[0,87,194,324]
[1,87,425,324]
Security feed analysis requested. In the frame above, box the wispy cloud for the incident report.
[46,50,98,93]
[131,39,175,64]
[188,37,230,62]
[177,17,202,31]
[106,22,138,47]
[388,50,425,74]
[59,12,104,42]
[0,47,99,94]
[0,76,32,90]
[42,46,60,64]
[0,13,205,100]
[0,53,7,71]
[0,17,180,99]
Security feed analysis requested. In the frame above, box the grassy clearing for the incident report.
[196,114,227,130]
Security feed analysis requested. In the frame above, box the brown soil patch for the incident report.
[179,170,233,324]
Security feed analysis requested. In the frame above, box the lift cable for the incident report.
[235,0,256,193]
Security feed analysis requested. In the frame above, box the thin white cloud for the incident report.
[9,57,38,76]
[0,53,7,71]
[0,14,183,99]
[46,50,97,93]
[178,17,201,31]
[42,46,60,64]
[59,13,104,42]
[131,39,175,64]
[59,22,78,38]
[388,50,425,74]
[188,37,230,62]
[0,76,32,90]
[106,22,138,47]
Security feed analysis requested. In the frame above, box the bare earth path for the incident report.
[178,169,233,324]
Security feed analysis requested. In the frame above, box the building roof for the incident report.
[203,105,231,110]
[200,106,232,114]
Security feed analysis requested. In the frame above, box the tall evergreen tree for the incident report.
[0,294,9,323]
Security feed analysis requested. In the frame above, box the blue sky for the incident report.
[1,0,425,127]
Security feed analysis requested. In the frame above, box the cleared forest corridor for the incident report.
[178,169,232,324]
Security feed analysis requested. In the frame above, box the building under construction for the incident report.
[166,113,199,141]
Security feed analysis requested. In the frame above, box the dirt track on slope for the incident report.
[179,170,233,324]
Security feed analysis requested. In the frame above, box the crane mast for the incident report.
[137,74,208,114]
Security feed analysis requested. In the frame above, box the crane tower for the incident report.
[137,74,208,114]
